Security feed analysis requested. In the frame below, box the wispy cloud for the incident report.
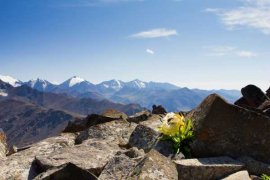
[204,46,236,56]
[146,48,155,55]
[236,50,257,57]
[206,0,270,34]
[130,28,178,39]
[204,45,257,58]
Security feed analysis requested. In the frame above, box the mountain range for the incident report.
[0,75,241,111]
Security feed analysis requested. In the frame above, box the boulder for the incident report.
[237,156,270,176]
[188,94,270,163]
[34,163,97,180]
[174,156,244,180]
[101,109,128,119]
[0,133,76,180]
[75,119,137,146]
[131,150,178,180]
[258,100,270,111]
[221,170,251,180]
[0,128,7,158]
[63,114,119,133]
[35,139,120,176]
[139,114,164,130]
[152,105,167,114]
[241,85,269,108]
[127,110,151,123]
[98,150,143,180]
[128,124,160,152]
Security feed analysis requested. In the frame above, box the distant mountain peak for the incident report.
[66,76,86,87]
[128,79,146,89]
[28,78,50,89]
[0,75,22,87]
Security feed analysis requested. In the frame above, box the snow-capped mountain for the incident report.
[0,75,22,87]
[97,79,124,91]
[25,78,56,92]
[125,79,147,89]
[56,76,96,95]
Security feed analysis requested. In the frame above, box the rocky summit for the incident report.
[1,84,270,180]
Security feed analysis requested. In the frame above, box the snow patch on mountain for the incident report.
[0,89,8,97]
[0,75,21,87]
[68,76,85,87]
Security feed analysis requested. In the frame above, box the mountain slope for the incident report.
[0,98,81,147]
[0,75,22,87]
[25,78,56,92]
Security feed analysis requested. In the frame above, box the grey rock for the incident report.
[75,119,137,146]
[221,170,251,180]
[101,109,128,119]
[34,163,97,180]
[128,124,160,152]
[139,114,164,130]
[174,156,244,180]
[128,110,151,123]
[188,94,270,163]
[98,153,140,180]
[131,150,178,180]
[0,133,76,180]
[35,139,120,176]
[237,156,270,176]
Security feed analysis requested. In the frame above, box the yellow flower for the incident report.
[158,112,185,136]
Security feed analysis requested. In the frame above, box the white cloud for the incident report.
[204,45,257,58]
[204,46,235,56]
[146,48,155,54]
[206,0,270,34]
[130,28,178,39]
[236,50,257,57]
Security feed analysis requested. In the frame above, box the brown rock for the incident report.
[101,109,128,119]
[174,156,244,180]
[127,110,151,123]
[0,128,7,159]
[152,104,167,114]
[63,114,119,133]
[237,156,270,176]
[266,87,270,97]
[241,85,269,108]
[188,94,270,163]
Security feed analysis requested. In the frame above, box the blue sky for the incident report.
[0,0,269,90]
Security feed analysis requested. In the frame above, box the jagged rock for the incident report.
[264,108,270,116]
[101,109,128,119]
[128,124,160,152]
[266,87,270,97]
[235,97,250,108]
[34,163,97,180]
[0,128,7,158]
[153,140,185,160]
[0,133,76,180]
[99,151,142,180]
[7,145,18,156]
[188,94,270,163]
[152,104,167,114]
[75,119,137,145]
[241,85,269,108]
[127,110,151,123]
[35,139,120,176]
[139,114,163,130]
[131,150,178,180]
[237,156,270,176]
[221,170,251,180]
[63,114,119,133]
[174,156,244,180]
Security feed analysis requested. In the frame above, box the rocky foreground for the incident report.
[0,85,270,180]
